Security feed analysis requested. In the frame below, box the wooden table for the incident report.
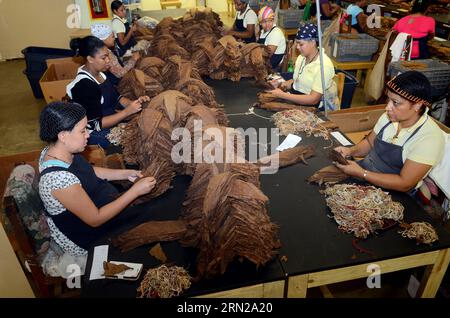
[288,249,450,298]
[279,26,298,38]
[82,79,450,298]
[331,58,376,87]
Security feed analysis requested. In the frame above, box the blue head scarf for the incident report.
[295,23,318,41]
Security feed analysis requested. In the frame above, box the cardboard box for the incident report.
[327,104,386,133]
[45,56,84,68]
[327,104,450,144]
[39,61,81,103]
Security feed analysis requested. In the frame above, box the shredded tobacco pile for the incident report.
[137,265,191,298]
[399,222,439,245]
[323,184,404,238]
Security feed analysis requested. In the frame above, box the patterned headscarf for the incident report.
[295,23,318,41]
[91,23,112,41]
[258,6,275,22]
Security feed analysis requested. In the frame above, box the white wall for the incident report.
[0,0,75,60]
[76,0,113,29]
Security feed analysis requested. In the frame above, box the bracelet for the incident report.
[363,170,368,179]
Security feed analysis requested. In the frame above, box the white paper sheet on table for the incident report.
[89,245,109,280]
[276,134,302,151]
[331,131,352,146]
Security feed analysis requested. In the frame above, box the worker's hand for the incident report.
[280,81,292,91]
[334,146,353,159]
[269,79,280,89]
[125,170,143,182]
[334,160,364,178]
[137,95,150,103]
[125,99,143,116]
[131,176,156,196]
[266,88,285,98]
[130,23,138,33]
[131,51,141,62]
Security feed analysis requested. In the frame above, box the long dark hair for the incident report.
[39,102,86,143]
[111,0,124,13]
[69,36,105,58]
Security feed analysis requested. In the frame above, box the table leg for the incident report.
[417,248,450,298]
[356,69,363,85]
[287,274,309,298]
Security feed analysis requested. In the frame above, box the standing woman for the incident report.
[38,102,156,259]
[269,23,338,109]
[111,0,137,57]
[257,6,286,70]
[90,23,140,85]
[225,0,258,43]
[67,36,149,148]
[334,71,445,193]
[392,1,435,60]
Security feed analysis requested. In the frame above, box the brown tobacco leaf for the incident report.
[329,149,349,165]
[149,243,168,263]
[103,261,132,276]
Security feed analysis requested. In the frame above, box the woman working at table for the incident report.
[38,102,156,258]
[225,0,258,43]
[257,6,286,70]
[334,71,445,193]
[269,23,339,109]
[67,36,148,148]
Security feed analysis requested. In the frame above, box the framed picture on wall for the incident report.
[88,0,110,20]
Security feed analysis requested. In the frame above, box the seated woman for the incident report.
[225,0,258,43]
[334,71,445,193]
[90,23,140,86]
[392,1,435,60]
[318,0,341,21]
[346,0,367,33]
[257,6,286,70]
[38,102,156,260]
[111,0,137,57]
[67,36,149,148]
[269,23,339,110]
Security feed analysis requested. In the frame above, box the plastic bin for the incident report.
[259,0,279,10]
[278,9,304,28]
[330,33,379,62]
[336,69,359,109]
[21,46,74,73]
[388,59,450,98]
[23,70,44,98]
[21,46,74,99]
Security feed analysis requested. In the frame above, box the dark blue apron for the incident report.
[113,17,137,57]
[78,71,119,148]
[40,154,119,250]
[358,118,428,175]
[236,7,256,43]
[258,26,285,69]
